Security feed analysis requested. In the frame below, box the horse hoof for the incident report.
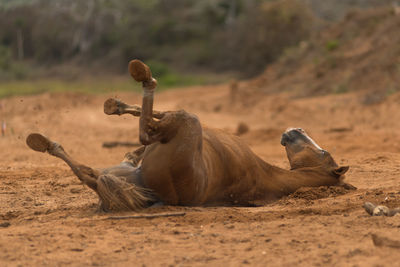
[104,98,123,115]
[26,133,51,152]
[129,59,152,82]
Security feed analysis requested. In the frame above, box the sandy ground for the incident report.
[1,84,400,266]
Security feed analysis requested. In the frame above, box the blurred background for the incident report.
[0,0,398,96]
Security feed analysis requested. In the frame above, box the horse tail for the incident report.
[96,174,156,211]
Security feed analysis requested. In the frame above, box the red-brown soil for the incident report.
[1,83,400,266]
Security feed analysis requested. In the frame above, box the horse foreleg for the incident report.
[26,133,99,191]
[105,60,170,146]
[128,59,162,146]
[103,98,165,119]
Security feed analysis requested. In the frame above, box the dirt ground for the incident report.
[1,84,400,266]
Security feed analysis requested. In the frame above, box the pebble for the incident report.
[0,222,10,228]
[373,205,390,216]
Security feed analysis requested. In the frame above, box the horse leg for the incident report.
[104,98,165,119]
[105,60,206,205]
[27,133,155,211]
[105,60,170,145]
[26,133,99,190]
[128,59,165,145]
[122,145,146,166]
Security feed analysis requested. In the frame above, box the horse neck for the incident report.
[254,157,338,197]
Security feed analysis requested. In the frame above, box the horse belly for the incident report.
[141,141,205,205]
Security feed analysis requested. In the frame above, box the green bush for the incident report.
[11,62,28,80]
[146,60,170,78]
[0,45,11,70]
[326,40,340,51]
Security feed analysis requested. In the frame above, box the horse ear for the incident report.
[332,166,349,177]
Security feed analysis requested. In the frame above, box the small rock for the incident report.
[236,122,249,136]
[372,234,400,248]
[373,205,390,216]
[70,188,81,194]
[213,104,222,112]
[0,222,10,228]
[363,202,375,215]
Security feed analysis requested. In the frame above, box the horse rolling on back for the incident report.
[26,60,353,211]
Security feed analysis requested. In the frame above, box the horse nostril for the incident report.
[281,133,290,146]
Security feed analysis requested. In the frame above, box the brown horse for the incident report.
[26,60,351,211]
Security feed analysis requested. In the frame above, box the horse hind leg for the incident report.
[99,145,157,211]
[122,145,146,167]
[26,133,99,190]
[26,133,154,211]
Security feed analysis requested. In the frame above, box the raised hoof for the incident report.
[26,133,52,152]
[104,98,125,115]
[129,59,152,82]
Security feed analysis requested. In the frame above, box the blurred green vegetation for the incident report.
[0,0,315,86]
[1,0,392,97]
[325,40,340,52]
[0,71,209,98]
[0,78,137,98]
